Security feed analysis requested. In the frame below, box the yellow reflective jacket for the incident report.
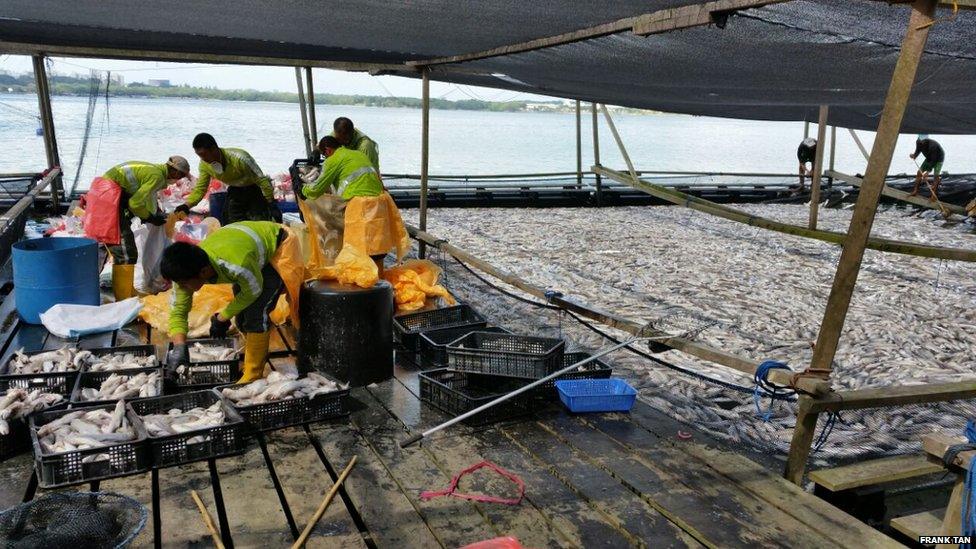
[186,148,274,206]
[103,161,168,219]
[303,148,382,201]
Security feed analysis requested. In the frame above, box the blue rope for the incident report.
[962,420,976,548]
[752,360,796,422]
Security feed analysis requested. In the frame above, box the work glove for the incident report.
[209,313,232,339]
[174,204,191,216]
[166,343,190,370]
[269,201,283,223]
[144,212,167,226]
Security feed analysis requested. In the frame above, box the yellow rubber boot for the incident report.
[112,264,136,301]
[237,330,271,384]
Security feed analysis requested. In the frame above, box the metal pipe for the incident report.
[294,67,311,157]
[419,67,431,259]
[575,100,582,188]
[305,67,318,148]
[591,102,603,206]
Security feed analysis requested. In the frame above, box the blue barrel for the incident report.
[12,237,100,324]
[208,192,227,224]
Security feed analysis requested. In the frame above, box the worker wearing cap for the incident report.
[96,157,190,300]
[161,221,303,384]
[296,136,408,276]
[796,137,817,192]
[177,133,282,224]
[331,117,380,173]
[910,134,945,198]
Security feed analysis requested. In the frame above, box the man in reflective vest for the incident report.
[331,117,379,173]
[161,221,303,383]
[102,157,190,300]
[177,133,282,224]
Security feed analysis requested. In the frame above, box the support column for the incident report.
[848,128,870,162]
[32,55,62,206]
[809,105,828,230]
[305,67,318,150]
[419,68,431,259]
[827,125,837,187]
[784,397,821,485]
[787,0,937,483]
[600,104,637,180]
[295,67,312,157]
[575,100,583,188]
[591,103,603,206]
[804,120,810,139]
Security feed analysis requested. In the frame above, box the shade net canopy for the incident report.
[2,0,975,132]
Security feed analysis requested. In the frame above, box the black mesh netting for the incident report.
[0,492,147,548]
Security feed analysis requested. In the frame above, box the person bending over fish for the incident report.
[796,137,817,193]
[331,117,380,173]
[161,221,303,383]
[909,134,945,199]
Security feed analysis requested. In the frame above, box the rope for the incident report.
[812,411,841,454]
[753,360,796,421]
[420,461,525,506]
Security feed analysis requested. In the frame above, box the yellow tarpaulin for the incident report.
[344,192,411,261]
[140,284,289,338]
[382,259,456,313]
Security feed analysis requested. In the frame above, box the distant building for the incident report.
[109,74,125,86]
[146,79,170,87]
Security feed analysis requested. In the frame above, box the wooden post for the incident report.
[827,125,837,187]
[591,102,603,206]
[785,397,821,484]
[599,104,638,181]
[294,67,312,158]
[787,0,938,482]
[575,100,583,188]
[808,105,828,230]
[419,67,431,259]
[803,120,810,139]
[305,67,318,150]
[848,128,871,162]
[32,55,62,207]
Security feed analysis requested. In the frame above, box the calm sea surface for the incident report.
[3,94,976,192]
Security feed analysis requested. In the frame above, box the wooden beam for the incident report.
[575,100,583,188]
[808,0,938,378]
[596,165,976,262]
[829,126,837,175]
[632,0,789,35]
[808,455,943,492]
[418,67,431,260]
[305,67,318,148]
[407,224,831,396]
[0,168,59,233]
[809,105,828,230]
[0,41,406,73]
[785,397,820,484]
[922,433,974,470]
[807,379,976,413]
[827,169,967,215]
[32,55,61,207]
[599,104,638,181]
[294,67,312,158]
[848,128,871,162]
[592,103,603,206]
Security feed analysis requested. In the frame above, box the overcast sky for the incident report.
[0,54,553,102]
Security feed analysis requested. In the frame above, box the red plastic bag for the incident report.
[82,177,122,245]
[460,537,525,549]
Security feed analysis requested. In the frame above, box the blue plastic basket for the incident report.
[555,378,637,413]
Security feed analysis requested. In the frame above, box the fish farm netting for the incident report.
[423,241,976,473]
[0,492,147,548]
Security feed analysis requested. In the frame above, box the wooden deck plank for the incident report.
[809,455,943,492]
[890,509,943,544]
[306,412,443,548]
[380,372,627,548]
[542,413,844,548]
[619,404,902,548]
[262,427,368,548]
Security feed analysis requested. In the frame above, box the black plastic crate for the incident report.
[30,403,151,488]
[467,351,613,400]
[446,332,565,379]
[419,326,511,368]
[418,368,534,426]
[393,304,487,352]
[129,390,247,468]
[71,367,164,407]
[0,349,82,397]
[218,377,350,432]
[80,344,159,372]
[167,338,241,390]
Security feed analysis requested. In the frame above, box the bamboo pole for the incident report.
[575,100,583,188]
[599,104,637,181]
[295,67,312,158]
[848,128,871,162]
[809,106,828,229]
[828,125,837,187]
[419,67,431,259]
[596,165,976,262]
[32,55,62,208]
[291,456,357,548]
[305,67,318,149]
[190,490,225,549]
[407,224,830,396]
[592,103,603,206]
[804,120,810,139]
[787,0,938,484]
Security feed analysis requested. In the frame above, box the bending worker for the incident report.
[910,134,945,198]
[796,137,817,192]
[176,133,282,223]
[86,157,191,301]
[161,221,303,383]
[296,135,407,276]
[332,117,380,173]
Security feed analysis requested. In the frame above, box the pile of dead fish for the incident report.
[136,402,225,444]
[78,351,158,372]
[36,401,136,461]
[189,343,237,362]
[77,371,162,402]
[6,347,81,374]
[404,204,976,462]
[221,371,341,406]
[0,389,63,434]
